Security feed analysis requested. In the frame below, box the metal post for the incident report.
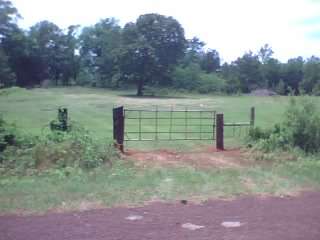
[185,107,188,139]
[113,106,124,152]
[169,106,173,140]
[200,111,202,140]
[250,107,255,127]
[139,110,142,140]
[155,106,158,140]
[216,113,224,150]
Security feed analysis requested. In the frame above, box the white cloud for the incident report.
[11,0,320,62]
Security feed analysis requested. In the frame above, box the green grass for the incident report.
[0,86,301,150]
[1,159,320,214]
[1,87,320,214]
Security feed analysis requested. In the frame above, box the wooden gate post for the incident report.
[216,113,224,150]
[250,107,255,127]
[113,106,124,152]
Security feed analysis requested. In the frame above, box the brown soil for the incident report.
[1,192,320,240]
[124,147,252,169]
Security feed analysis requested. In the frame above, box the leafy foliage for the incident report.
[1,0,320,95]
[248,98,320,153]
[0,117,119,175]
[119,13,186,96]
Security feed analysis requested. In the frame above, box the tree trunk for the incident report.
[137,78,144,96]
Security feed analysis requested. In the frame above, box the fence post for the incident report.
[250,107,255,127]
[113,106,124,152]
[216,113,224,150]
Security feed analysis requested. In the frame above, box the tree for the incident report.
[262,58,282,89]
[1,28,31,86]
[119,13,186,96]
[0,46,15,87]
[257,44,282,89]
[258,44,273,64]
[220,63,241,93]
[231,51,263,92]
[200,49,220,73]
[181,37,205,66]
[60,25,80,85]
[79,18,121,87]
[300,56,320,94]
[118,39,157,96]
[28,21,66,85]
[0,0,21,41]
[0,0,20,87]
[283,57,304,94]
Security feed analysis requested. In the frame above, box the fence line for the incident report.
[113,106,255,152]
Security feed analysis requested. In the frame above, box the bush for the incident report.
[0,116,18,152]
[197,73,226,94]
[172,64,202,91]
[247,124,289,152]
[171,64,227,93]
[284,98,320,153]
[248,97,320,154]
[0,119,119,175]
[312,82,320,96]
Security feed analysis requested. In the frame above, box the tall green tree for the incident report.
[181,37,205,66]
[283,57,304,94]
[0,0,21,87]
[0,46,15,87]
[232,51,263,92]
[60,25,80,85]
[1,28,31,86]
[263,58,282,89]
[300,56,320,94]
[0,0,20,40]
[28,21,66,85]
[79,18,121,87]
[200,49,220,73]
[258,44,274,64]
[119,13,186,96]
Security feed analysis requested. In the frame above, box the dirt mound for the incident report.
[124,147,251,169]
[250,89,277,96]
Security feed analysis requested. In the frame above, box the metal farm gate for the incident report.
[113,106,255,152]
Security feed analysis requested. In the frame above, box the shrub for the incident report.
[312,82,320,96]
[0,119,119,175]
[283,98,320,153]
[247,124,289,152]
[0,116,17,152]
[197,73,226,94]
[172,64,202,91]
[248,97,320,154]
[171,64,227,93]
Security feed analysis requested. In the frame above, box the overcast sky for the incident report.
[11,0,320,62]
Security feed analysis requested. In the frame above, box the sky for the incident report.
[11,0,320,62]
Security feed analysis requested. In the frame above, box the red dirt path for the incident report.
[124,147,252,169]
[1,192,320,240]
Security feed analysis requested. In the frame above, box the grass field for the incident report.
[1,87,320,214]
[0,87,292,150]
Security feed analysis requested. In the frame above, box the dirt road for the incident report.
[1,192,320,240]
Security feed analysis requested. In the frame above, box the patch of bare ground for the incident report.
[123,147,253,169]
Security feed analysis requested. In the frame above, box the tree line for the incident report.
[1,0,320,96]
